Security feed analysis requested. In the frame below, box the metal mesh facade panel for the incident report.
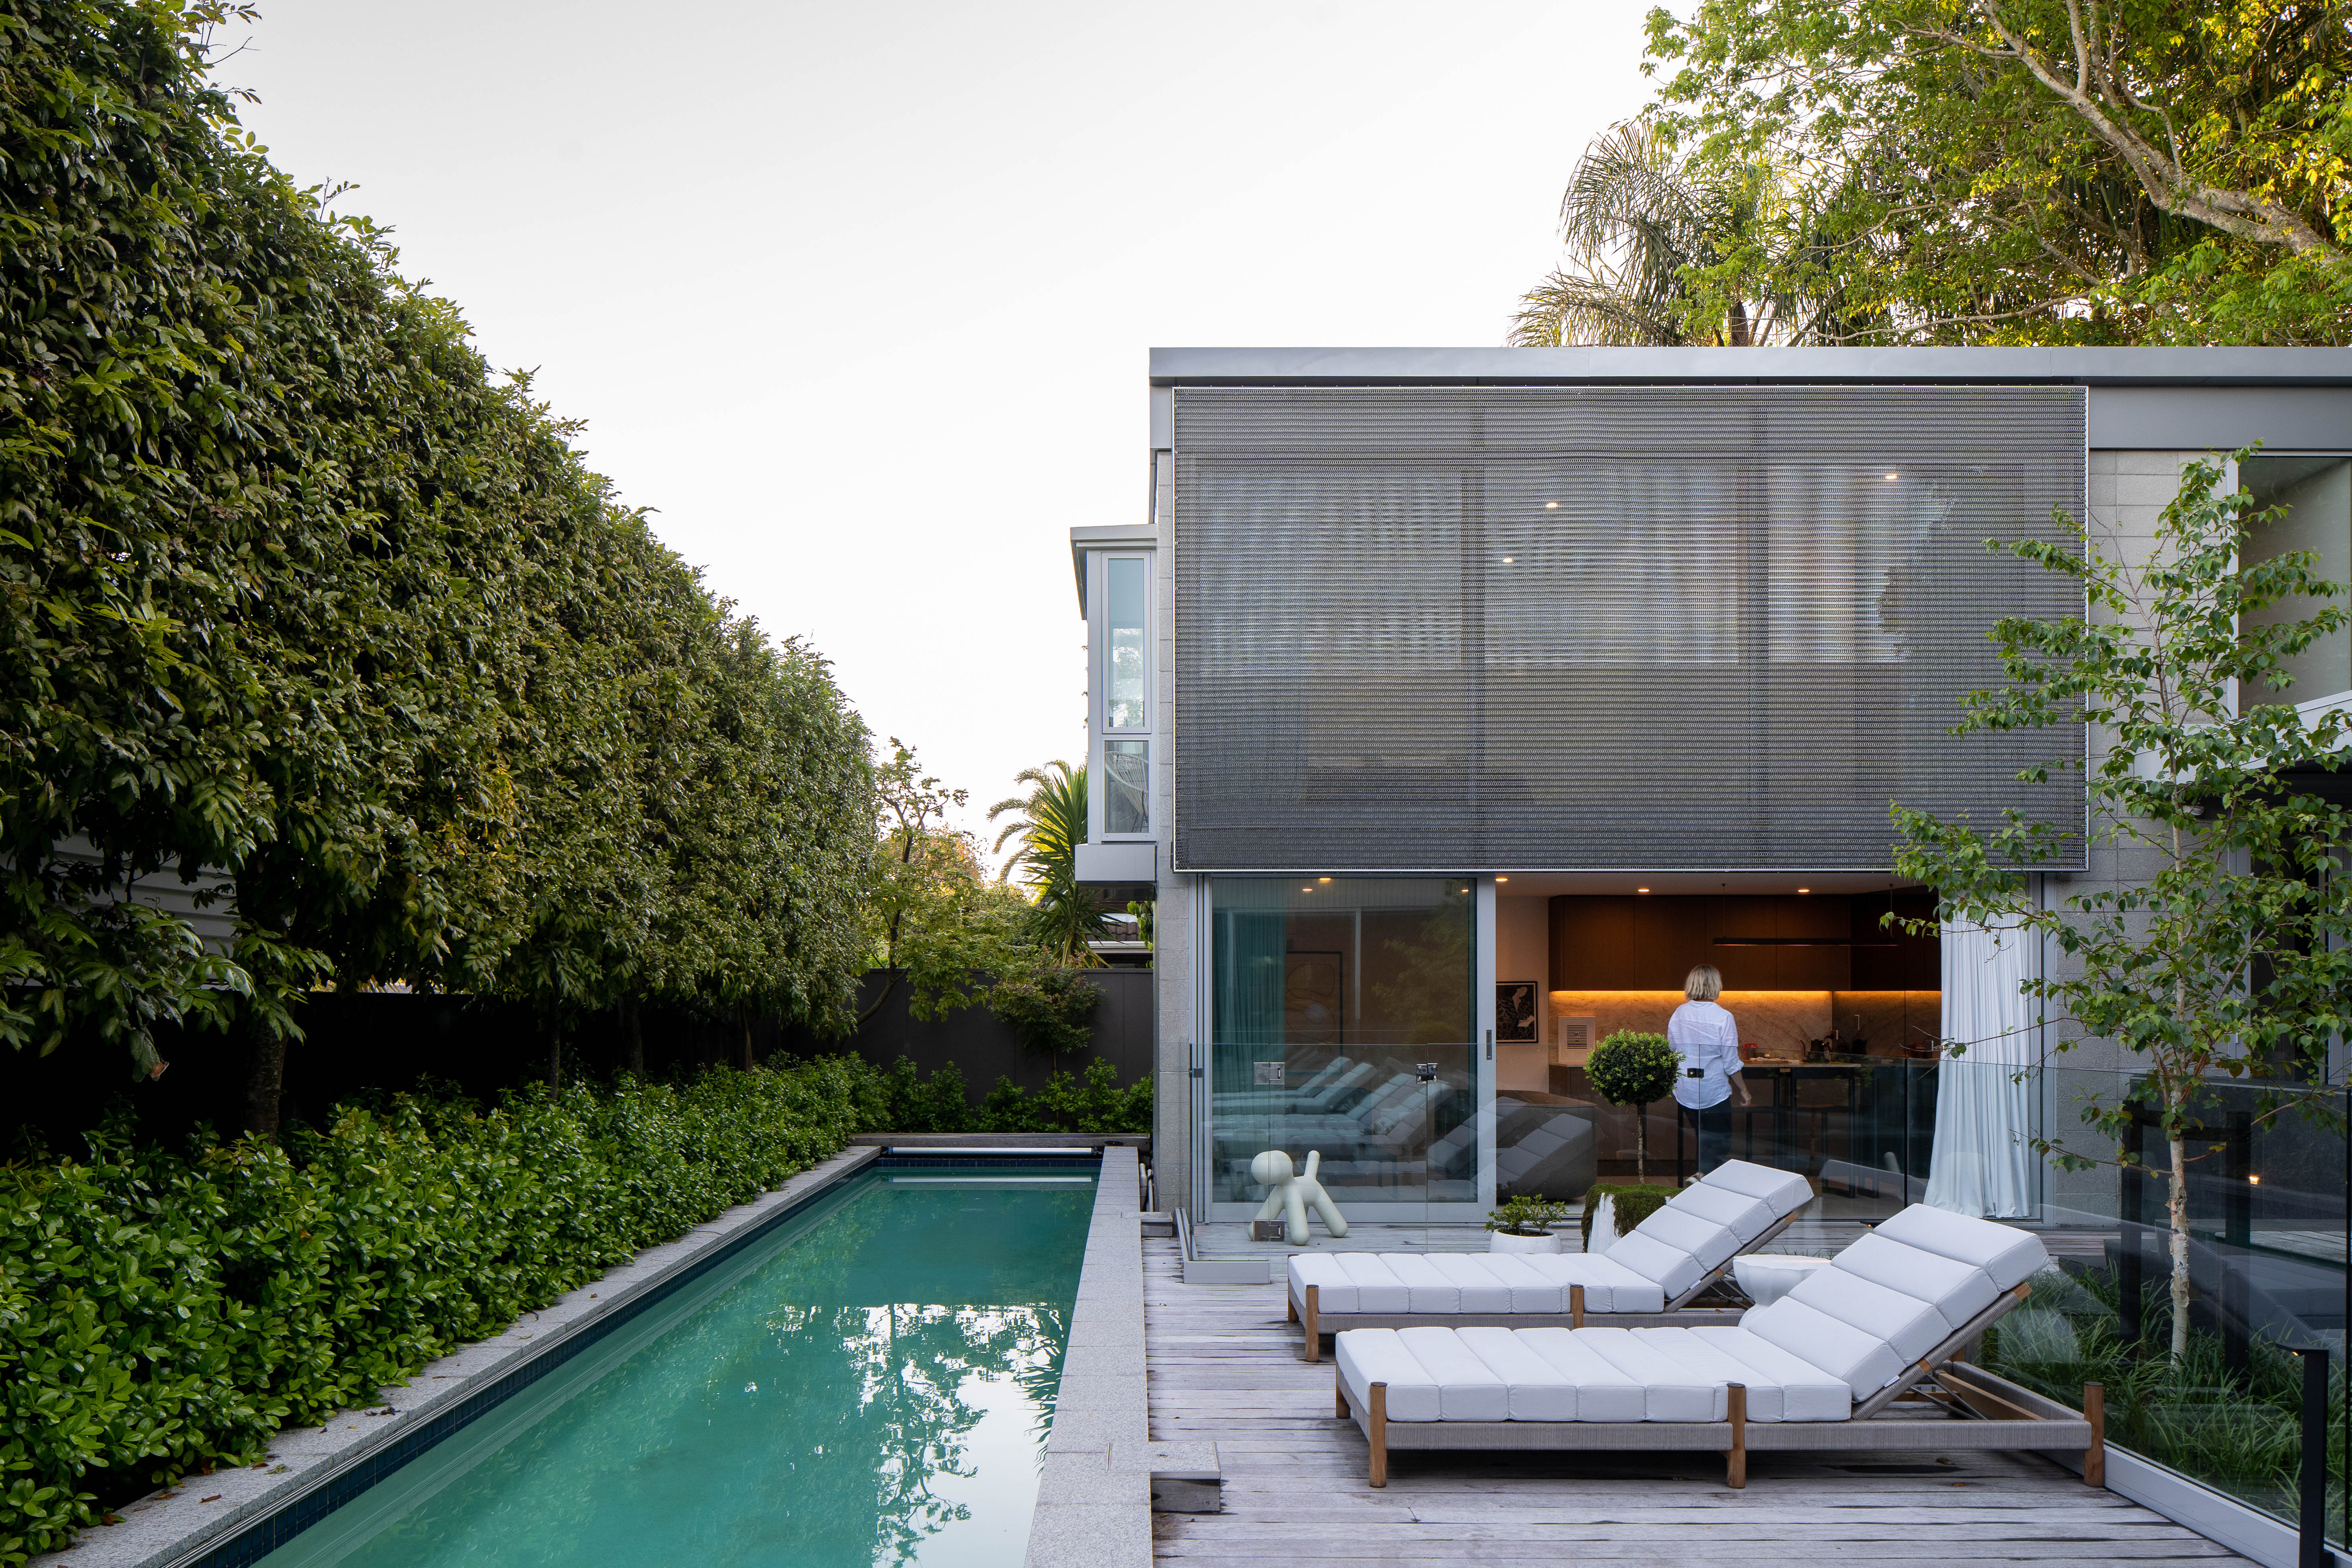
[1170,384,2087,871]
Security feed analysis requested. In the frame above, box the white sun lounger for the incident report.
[1329,1203,2105,1488]
[1286,1158,1815,1360]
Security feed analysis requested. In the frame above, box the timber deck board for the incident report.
[1141,1236,2242,1566]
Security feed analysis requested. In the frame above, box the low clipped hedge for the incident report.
[0,1057,875,1565]
[1579,1182,1676,1249]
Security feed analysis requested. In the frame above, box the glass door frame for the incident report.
[1191,873,1500,1224]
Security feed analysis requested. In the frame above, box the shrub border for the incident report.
[37,1145,890,1568]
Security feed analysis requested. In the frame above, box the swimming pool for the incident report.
[244,1162,1097,1568]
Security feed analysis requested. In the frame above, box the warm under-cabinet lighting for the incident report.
[1496,876,1509,883]
[1797,887,1811,894]
[1636,887,1650,893]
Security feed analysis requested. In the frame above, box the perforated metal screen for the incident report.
[1170,383,2087,871]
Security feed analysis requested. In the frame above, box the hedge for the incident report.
[866,1055,1152,1136]
[0,1057,878,1564]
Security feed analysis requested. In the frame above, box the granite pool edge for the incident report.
[35,1143,885,1568]
[1024,1145,1154,1568]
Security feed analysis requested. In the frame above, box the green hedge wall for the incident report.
[0,1058,877,1564]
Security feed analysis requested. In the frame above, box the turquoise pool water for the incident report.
[254,1165,1094,1568]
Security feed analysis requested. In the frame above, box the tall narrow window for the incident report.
[1105,740,1149,833]
[1106,557,1147,728]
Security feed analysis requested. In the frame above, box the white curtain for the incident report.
[1924,919,2037,1219]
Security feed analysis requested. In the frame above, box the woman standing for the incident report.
[1668,964,1750,1175]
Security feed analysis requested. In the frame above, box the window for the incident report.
[1104,740,1148,833]
[1106,557,1147,728]
[2242,456,2352,701]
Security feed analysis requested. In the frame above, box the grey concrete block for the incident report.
[1021,1496,1152,1568]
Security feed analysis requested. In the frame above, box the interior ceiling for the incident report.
[1487,872,1929,897]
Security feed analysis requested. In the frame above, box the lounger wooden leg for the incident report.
[1570,1283,1585,1330]
[1368,1382,1388,1488]
[2083,1382,2105,1489]
[1302,1284,1319,1363]
[1287,1291,1298,1324]
[1726,1383,1748,1490]
[1335,1371,1349,1418]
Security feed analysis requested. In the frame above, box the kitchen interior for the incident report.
[1494,878,1943,1207]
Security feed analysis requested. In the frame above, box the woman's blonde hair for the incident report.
[1684,964,1722,1002]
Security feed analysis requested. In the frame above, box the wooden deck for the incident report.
[1142,1235,2242,1566]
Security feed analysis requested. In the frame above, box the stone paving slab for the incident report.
[1025,1145,1153,1568]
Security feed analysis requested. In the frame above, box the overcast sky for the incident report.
[209,2,1658,855]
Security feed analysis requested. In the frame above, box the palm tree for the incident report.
[1510,118,1822,348]
[988,762,1105,964]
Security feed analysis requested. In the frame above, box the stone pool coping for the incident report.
[1023,1144,1164,1568]
[33,1143,885,1568]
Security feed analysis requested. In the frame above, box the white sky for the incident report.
[209,1,1658,856]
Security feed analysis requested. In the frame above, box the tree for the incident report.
[863,741,1030,1025]
[988,762,1105,965]
[1893,452,2352,1360]
[1,0,878,1102]
[1643,0,2352,343]
[1510,116,1828,347]
[1587,1030,1681,1182]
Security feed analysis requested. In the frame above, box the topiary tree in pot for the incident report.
[1586,1029,1679,1183]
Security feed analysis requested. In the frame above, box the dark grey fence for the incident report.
[832,967,1155,1103]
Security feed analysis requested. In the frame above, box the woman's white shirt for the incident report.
[1666,999,1743,1109]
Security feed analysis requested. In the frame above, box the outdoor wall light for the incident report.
[1501,555,1515,563]
[1884,471,1899,480]
[1636,886,1650,893]
[1496,876,1509,883]
[1545,501,1558,509]
[2250,1174,2262,1185]
[1797,887,1811,894]
[1318,876,1331,883]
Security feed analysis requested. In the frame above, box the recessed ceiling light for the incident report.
[1884,472,1899,481]
[1544,501,1558,509]
[1301,886,1313,893]
[1501,556,1515,563]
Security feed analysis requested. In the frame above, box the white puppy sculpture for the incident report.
[1250,1149,1348,1244]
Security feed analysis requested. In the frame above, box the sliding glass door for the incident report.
[1203,876,1494,1220]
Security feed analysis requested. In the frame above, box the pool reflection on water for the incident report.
[252,1166,1093,1568]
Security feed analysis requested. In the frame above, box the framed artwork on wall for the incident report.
[1496,981,1538,1043]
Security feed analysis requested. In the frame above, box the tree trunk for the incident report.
[1728,300,1752,346]
[2169,1120,2193,1362]
[856,970,900,1030]
[622,996,644,1077]
[243,1026,287,1140]
[547,1019,563,1090]
[1635,1102,1648,1183]
[740,1007,755,1073]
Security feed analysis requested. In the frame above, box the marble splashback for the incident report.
[1546,989,1942,1062]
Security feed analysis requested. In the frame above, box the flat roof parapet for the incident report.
[1148,345,2352,387]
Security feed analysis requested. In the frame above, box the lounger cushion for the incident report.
[1394,1326,1512,1420]
[1829,1232,2001,1325]
[1302,1060,1375,1110]
[1335,1329,1442,1422]
[1664,1182,1777,1247]
[1523,1254,1667,1314]
[1629,1327,1825,1422]
[1687,1327,1853,1422]
[1787,1265,1957,1363]
[1700,1159,1815,1218]
[1605,1230,1710,1300]
[1574,1327,1725,1421]
[1875,1205,2050,1291]
[1466,1253,1570,1311]
[1514,1328,1649,1421]
[1309,1254,1410,1313]
[1380,1253,1501,1313]
[1741,1296,1906,1397]
[1632,1205,1741,1272]
[1456,1327,1580,1420]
